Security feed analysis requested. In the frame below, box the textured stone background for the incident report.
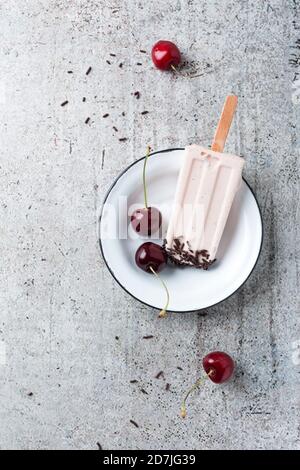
[0,0,299,450]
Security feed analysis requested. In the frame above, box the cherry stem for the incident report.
[180,369,214,418]
[143,145,151,209]
[170,64,206,79]
[149,266,170,318]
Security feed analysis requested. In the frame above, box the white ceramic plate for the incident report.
[99,148,263,312]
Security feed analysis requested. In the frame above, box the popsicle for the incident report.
[165,96,244,269]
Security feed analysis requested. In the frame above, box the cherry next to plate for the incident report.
[181,351,235,418]
[151,40,181,71]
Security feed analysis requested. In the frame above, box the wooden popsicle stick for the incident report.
[211,95,238,153]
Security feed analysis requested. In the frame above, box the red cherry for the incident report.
[131,207,162,236]
[202,351,235,384]
[181,351,235,418]
[135,242,167,273]
[151,40,181,71]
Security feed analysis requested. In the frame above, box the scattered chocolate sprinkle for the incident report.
[67,70,73,74]
[136,62,142,65]
[140,49,147,53]
[86,66,92,75]
[130,380,138,384]
[141,110,149,115]
[198,312,207,317]
[143,335,154,339]
[119,137,127,142]
[85,117,90,124]
[109,53,116,57]
[27,392,33,397]
[96,442,103,450]
[112,126,118,132]
[134,91,140,99]
[177,366,183,371]
[122,111,125,116]
[130,420,139,428]
[103,113,109,118]
[106,60,111,65]
[115,336,119,340]
[60,100,68,107]
[141,388,148,395]
[155,371,164,379]
[165,383,170,391]
[119,63,123,68]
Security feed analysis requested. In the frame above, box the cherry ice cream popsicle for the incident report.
[165,96,245,269]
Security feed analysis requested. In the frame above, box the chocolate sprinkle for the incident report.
[85,117,90,124]
[134,91,140,99]
[130,420,139,428]
[140,388,148,395]
[141,110,149,115]
[60,100,68,107]
[130,380,138,384]
[143,335,154,339]
[119,137,127,142]
[112,126,118,132]
[165,383,170,391]
[155,371,164,379]
[86,66,92,75]
[96,442,103,450]
[140,49,147,53]
[102,113,109,118]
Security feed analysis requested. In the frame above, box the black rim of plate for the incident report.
[98,148,264,313]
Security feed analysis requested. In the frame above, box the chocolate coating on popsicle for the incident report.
[163,237,216,270]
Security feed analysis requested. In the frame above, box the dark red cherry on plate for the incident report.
[131,206,162,236]
[203,351,235,384]
[130,145,163,237]
[135,242,167,273]
[151,40,181,71]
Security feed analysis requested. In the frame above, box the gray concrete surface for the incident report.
[0,0,299,450]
